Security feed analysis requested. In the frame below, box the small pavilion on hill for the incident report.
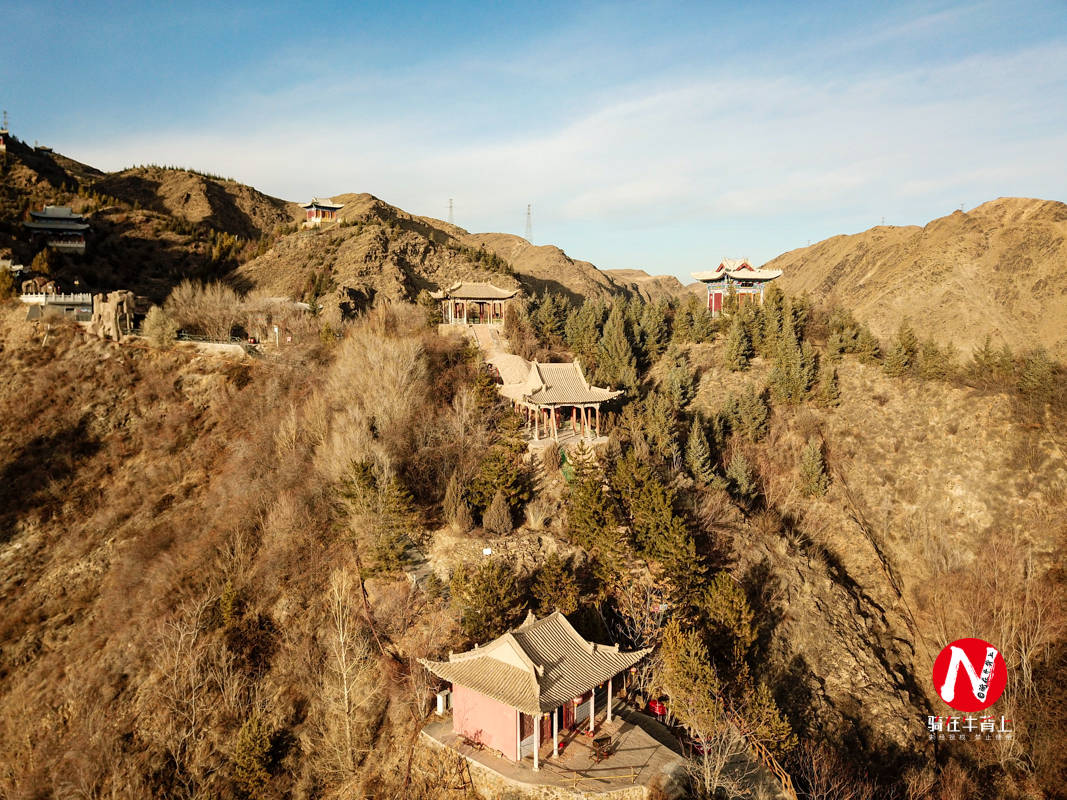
[301,197,343,227]
[491,356,621,440]
[420,611,649,771]
[692,257,782,316]
[431,281,517,325]
[23,206,89,253]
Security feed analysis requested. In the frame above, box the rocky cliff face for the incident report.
[685,341,1066,778]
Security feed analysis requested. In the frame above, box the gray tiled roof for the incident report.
[419,611,649,714]
[492,356,621,406]
[23,220,90,232]
[430,282,518,300]
[301,198,344,209]
[524,362,621,405]
[30,206,84,220]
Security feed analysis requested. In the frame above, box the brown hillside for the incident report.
[771,198,1067,359]
[94,166,299,240]
[602,268,690,301]
[235,194,522,311]
[234,196,632,311]
[462,232,622,301]
[0,141,296,300]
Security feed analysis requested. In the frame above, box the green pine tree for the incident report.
[825,331,848,363]
[531,552,580,615]
[638,299,670,360]
[1018,348,1055,409]
[688,296,714,343]
[815,365,841,407]
[917,339,955,380]
[663,348,696,410]
[671,302,694,344]
[450,557,524,641]
[856,325,881,365]
[566,442,620,552]
[883,321,919,377]
[597,305,639,391]
[533,292,567,342]
[685,418,716,484]
[799,439,830,497]
[564,300,605,368]
[482,488,513,535]
[726,451,759,509]
[723,315,753,371]
[769,328,816,405]
[374,477,418,569]
[702,572,756,669]
[642,391,680,465]
[469,411,531,512]
[231,713,271,799]
[759,285,786,356]
[722,386,770,442]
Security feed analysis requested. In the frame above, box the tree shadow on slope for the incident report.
[0,418,100,544]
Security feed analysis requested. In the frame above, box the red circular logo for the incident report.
[931,638,1006,712]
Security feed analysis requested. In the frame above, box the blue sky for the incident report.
[3,1,1065,281]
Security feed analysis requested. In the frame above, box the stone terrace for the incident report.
[422,698,688,798]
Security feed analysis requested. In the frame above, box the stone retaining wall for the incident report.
[420,730,660,800]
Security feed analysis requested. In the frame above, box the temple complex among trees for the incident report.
[431,282,517,325]
[419,611,648,771]
[692,258,782,316]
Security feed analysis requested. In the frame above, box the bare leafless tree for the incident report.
[681,720,756,799]
[138,598,213,800]
[792,741,875,800]
[313,569,380,787]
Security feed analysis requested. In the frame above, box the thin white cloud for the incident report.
[67,19,1066,274]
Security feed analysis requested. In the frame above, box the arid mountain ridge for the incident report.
[773,197,1067,359]
[3,136,1064,358]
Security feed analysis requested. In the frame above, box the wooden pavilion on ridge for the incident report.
[431,281,518,325]
[490,355,621,440]
[420,611,649,771]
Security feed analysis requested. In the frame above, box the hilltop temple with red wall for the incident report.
[692,257,782,316]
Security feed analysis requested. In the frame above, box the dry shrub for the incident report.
[524,496,551,530]
[143,304,178,346]
[317,318,428,480]
[541,440,561,477]
[790,740,875,800]
[165,279,245,341]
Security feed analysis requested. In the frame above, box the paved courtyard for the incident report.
[422,699,688,795]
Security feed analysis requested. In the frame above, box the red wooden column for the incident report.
[595,406,600,437]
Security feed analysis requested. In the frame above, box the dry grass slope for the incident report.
[771,198,1067,359]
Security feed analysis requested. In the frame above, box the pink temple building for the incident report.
[420,611,649,771]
